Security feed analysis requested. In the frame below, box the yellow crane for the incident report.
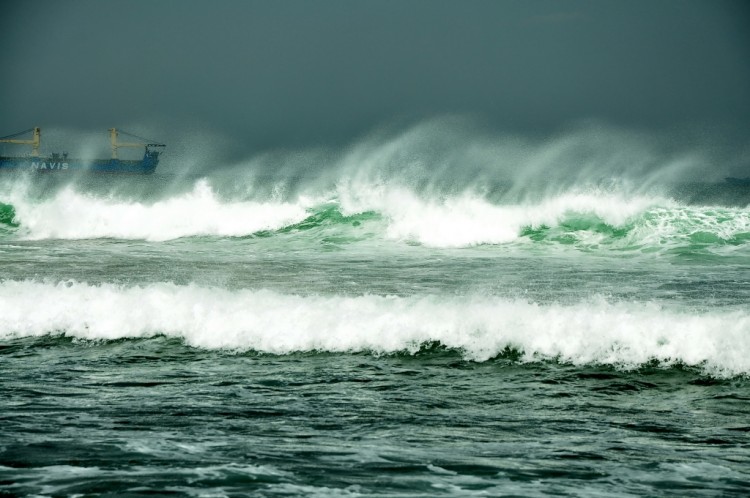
[109,128,146,159]
[108,128,165,159]
[0,127,41,157]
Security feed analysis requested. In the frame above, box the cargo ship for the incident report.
[0,127,165,174]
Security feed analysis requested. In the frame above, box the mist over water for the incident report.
[2,121,750,496]
[2,120,749,243]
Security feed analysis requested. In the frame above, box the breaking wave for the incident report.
[0,280,748,377]
[1,178,748,251]
[0,180,312,241]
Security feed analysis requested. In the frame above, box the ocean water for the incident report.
[1,139,749,496]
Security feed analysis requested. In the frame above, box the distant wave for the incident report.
[1,179,748,251]
[0,280,748,377]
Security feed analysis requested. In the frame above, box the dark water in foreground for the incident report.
[2,339,749,497]
[1,171,749,496]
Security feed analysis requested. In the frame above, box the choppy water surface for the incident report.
[3,339,749,497]
[1,151,749,496]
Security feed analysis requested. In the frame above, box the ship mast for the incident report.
[0,127,41,157]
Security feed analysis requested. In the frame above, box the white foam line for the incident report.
[1,281,748,377]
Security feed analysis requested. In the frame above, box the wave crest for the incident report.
[1,280,748,377]
[1,179,748,250]
[6,180,311,241]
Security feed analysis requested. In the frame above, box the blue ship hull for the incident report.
[0,151,160,174]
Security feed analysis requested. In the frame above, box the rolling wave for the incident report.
[0,179,748,251]
[0,280,747,377]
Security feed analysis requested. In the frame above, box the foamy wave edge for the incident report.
[4,178,749,248]
[1,280,748,377]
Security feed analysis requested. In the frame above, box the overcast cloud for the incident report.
[1,0,749,157]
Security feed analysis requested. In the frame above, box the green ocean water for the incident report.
[0,170,749,497]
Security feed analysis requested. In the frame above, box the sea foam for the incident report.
[7,180,312,241]
[3,177,749,249]
[1,280,748,377]
[338,181,667,247]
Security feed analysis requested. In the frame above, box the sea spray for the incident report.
[332,119,716,193]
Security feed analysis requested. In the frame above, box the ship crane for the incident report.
[109,128,165,159]
[0,127,41,157]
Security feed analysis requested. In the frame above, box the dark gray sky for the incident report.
[2,0,749,154]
